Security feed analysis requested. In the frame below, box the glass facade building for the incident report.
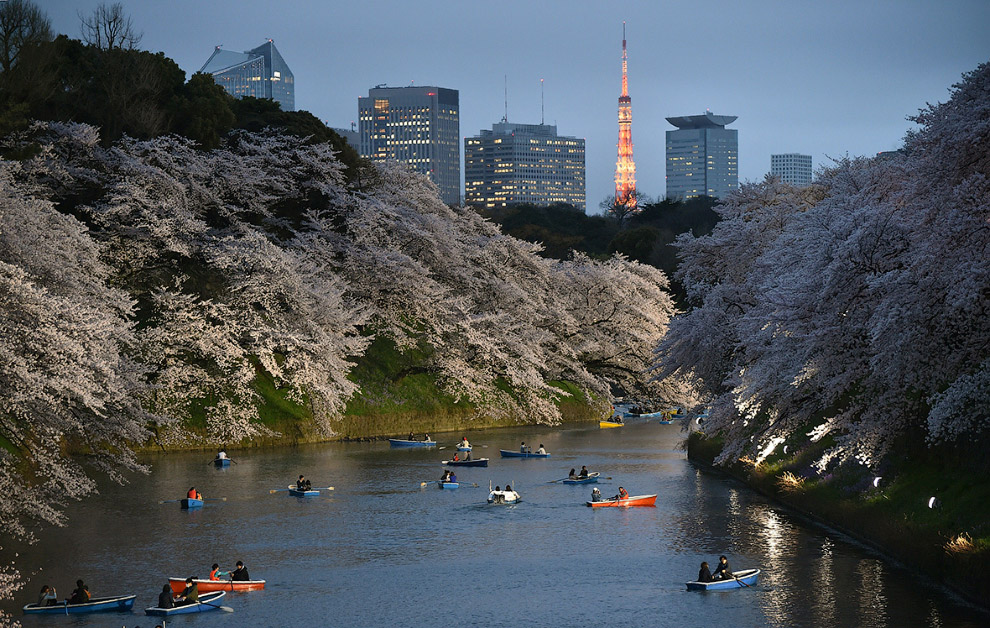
[771,153,813,186]
[358,86,460,205]
[665,112,738,199]
[464,122,586,211]
[200,40,294,111]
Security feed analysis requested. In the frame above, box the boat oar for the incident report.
[203,497,227,501]
[269,488,289,493]
[201,601,234,612]
[158,499,181,504]
[732,574,750,588]
[547,477,572,483]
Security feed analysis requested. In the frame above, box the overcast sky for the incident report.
[47,0,990,213]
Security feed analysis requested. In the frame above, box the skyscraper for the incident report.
[199,40,294,111]
[665,112,738,200]
[464,122,586,211]
[770,153,813,186]
[358,86,460,205]
[614,23,637,210]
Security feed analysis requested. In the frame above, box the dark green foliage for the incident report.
[174,72,235,149]
[608,225,660,263]
[478,203,619,259]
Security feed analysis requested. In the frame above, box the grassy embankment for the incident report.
[687,431,990,608]
[166,335,604,449]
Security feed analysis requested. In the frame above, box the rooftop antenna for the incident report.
[541,78,545,125]
[503,74,508,123]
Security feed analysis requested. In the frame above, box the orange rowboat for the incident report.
[168,577,266,593]
[586,494,657,507]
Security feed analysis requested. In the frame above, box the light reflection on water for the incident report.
[5,422,987,627]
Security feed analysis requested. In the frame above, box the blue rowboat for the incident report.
[24,595,136,614]
[145,591,227,615]
[437,481,459,489]
[456,445,472,452]
[441,458,489,467]
[499,449,550,458]
[213,458,230,467]
[288,487,320,497]
[181,498,203,509]
[686,568,760,591]
[389,439,437,448]
[632,410,667,418]
[562,472,600,484]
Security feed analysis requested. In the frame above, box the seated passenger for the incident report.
[37,585,57,607]
[231,561,250,581]
[697,561,713,582]
[578,466,589,478]
[536,444,547,455]
[158,583,174,609]
[591,487,602,502]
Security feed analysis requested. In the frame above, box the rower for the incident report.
[520,441,528,453]
[578,465,589,478]
[297,475,311,490]
[68,579,89,604]
[175,577,198,606]
[712,555,733,580]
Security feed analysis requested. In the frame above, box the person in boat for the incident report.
[568,468,577,479]
[611,487,629,500]
[68,579,89,604]
[591,487,602,502]
[504,483,512,492]
[448,472,457,483]
[494,485,501,491]
[231,561,250,581]
[441,470,451,482]
[520,441,529,453]
[424,433,430,442]
[408,432,415,440]
[209,563,225,580]
[461,436,470,448]
[297,475,312,490]
[157,583,174,609]
[465,451,472,461]
[452,452,460,462]
[37,585,57,607]
[217,448,228,460]
[578,465,589,478]
[187,486,197,499]
[536,444,547,455]
[712,555,733,580]
[697,561,713,583]
[175,577,199,605]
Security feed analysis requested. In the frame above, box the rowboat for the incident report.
[288,487,320,497]
[686,568,760,591]
[457,445,472,452]
[599,420,624,428]
[487,488,521,504]
[169,577,266,593]
[629,410,667,418]
[499,449,550,458]
[563,472,600,484]
[145,591,227,615]
[388,438,436,448]
[437,481,459,489]
[213,458,231,467]
[181,498,203,509]
[586,493,657,507]
[442,458,489,467]
[23,595,136,614]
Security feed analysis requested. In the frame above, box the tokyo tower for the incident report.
[614,22,637,211]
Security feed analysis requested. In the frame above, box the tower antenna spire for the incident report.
[503,74,508,123]
[541,78,545,125]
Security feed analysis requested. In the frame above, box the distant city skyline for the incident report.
[46,1,990,212]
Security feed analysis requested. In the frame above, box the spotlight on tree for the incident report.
[783,445,789,454]
[928,496,941,509]
[873,476,882,488]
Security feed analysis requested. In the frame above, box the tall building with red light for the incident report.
[614,23,637,211]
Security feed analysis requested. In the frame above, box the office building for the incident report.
[665,112,738,199]
[771,153,812,186]
[358,86,460,205]
[199,40,294,111]
[464,122,586,211]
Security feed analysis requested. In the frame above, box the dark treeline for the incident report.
[478,196,720,303]
[0,32,360,173]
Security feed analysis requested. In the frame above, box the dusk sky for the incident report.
[48,0,990,212]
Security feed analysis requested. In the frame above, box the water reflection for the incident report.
[6,422,987,628]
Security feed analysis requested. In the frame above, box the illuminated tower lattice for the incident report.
[614,22,637,211]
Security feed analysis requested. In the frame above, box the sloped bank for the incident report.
[686,433,990,611]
